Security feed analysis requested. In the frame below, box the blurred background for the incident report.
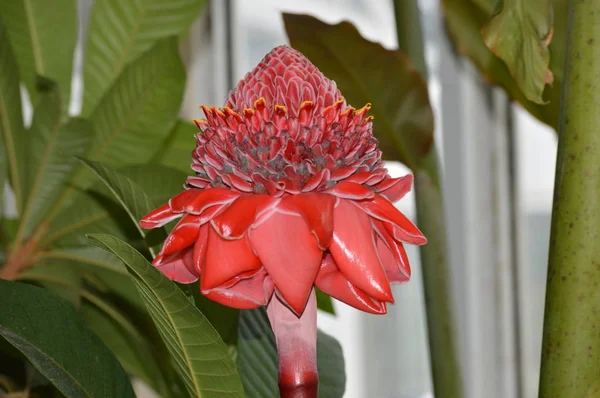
[5,0,558,397]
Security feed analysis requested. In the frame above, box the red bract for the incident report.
[140,45,426,397]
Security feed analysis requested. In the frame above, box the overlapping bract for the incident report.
[141,46,426,316]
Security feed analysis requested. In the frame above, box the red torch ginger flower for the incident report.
[141,45,426,397]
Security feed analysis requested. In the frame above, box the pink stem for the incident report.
[267,289,318,398]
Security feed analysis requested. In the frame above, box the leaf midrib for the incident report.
[0,86,22,212]
[0,327,91,398]
[15,109,62,243]
[101,239,205,396]
[84,0,147,114]
[23,0,45,74]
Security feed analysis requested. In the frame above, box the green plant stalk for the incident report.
[394,1,464,397]
[539,1,600,396]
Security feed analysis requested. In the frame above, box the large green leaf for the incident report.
[88,234,245,397]
[443,0,568,129]
[45,38,185,223]
[44,164,185,247]
[16,88,91,240]
[0,20,26,214]
[481,0,553,104]
[237,308,345,398]
[81,159,157,238]
[0,0,76,102]
[119,163,188,205]
[87,38,185,168]
[82,303,167,394]
[82,0,205,114]
[283,13,433,170]
[150,119,197,174]
[0,279,135,397]
[17,263,82,306]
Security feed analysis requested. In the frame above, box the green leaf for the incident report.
[118,164,188,205]
[87,233,245,397]
[43,189,136,247]
[82,0,205,114]
[80,159,167,255]
[18,263,83,306]
[443,0,568,129]
[16,88,91,241]
[0,20,26,214]
[237,308,345,398]
[283,13,433,169]
[87,38,185,167]
[0,279,135,397]
[481,0,553,103]
[151,120,197,174]
[0,0,76,103]
[82,303,168,397]
[315,288,335,315]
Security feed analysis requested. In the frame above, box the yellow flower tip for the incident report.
[254,97,267,109]
[340,106,355,117]
[299,100,314,111]
[243,107,255,117]
[193,118,208,129]
[365,115,375,122]
[223,106,243,121]
[214,107,227,118]
[335,98,345,105]
[200,104,212,115]
[274,104,288,115]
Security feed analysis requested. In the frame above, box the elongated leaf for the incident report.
[481,0,553,103]
[82,304,162,391]
[0,20,26,214]
[0,0,76,102]
[43,190,135,247]
[283,14,433,170]
[237,308,345,398]
[87,38,185,167]
[18,263,82,305]
[45,164,185,247]
[88,234,245,397]
[151,120,196,174]
[82,0,205,114]
[119,164,187,205]
[81,159,167,256]
[443,0,568,129]
[17,88,91,240]
[0,279,135,397]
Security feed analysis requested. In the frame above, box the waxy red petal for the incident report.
[202,268,274,309]
[373,220,411,280]
[158,214,202,257]
[140,203,180,229]
[192,224,209,276]
[329,198,393,302]
[250,210,323,315]
[323,181,374,200]
[374,174,413,203]
[153,247,198,283]
[211,194,279,239]
[315,255,387,314]
[277,193,335,249]
[168,189,203,212]
[185,188,241,214]
[354,194,427,245]
[201,227,262,291]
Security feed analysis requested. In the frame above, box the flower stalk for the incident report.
[393,1,464,397]
[268,290,318,398]
[539,1,600,396]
